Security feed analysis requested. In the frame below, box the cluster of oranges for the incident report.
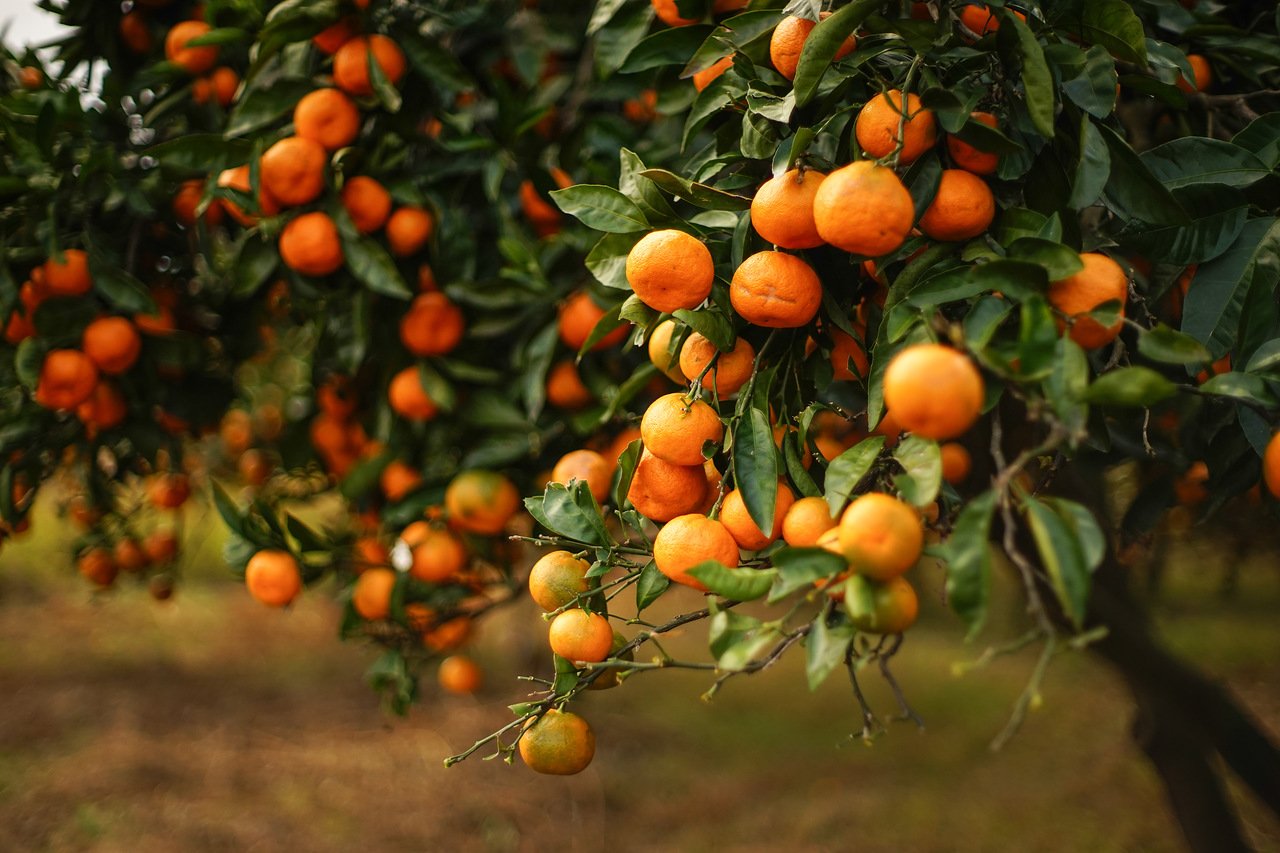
[71,471,190,597]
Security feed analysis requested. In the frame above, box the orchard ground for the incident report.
[0,497,1277,852]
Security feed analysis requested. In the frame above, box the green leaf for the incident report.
[367,42,403,113]
[341,227,411,297]
[793,0,882,107]
[1007,238,1084,280]
[1095,121,1188,226]
[1232,113,1280,170]
[942,489,996,639]
[1076,0,1147,63]
[1182,218,1280,358]
[1199,372,1275,405]
[892,434,941,508]
[673,308,733,352]
[622,24,713,74]
[86,256,155,314]
[1053,44,1118,119]
[525,482,611,546]
[1137,324,1212,365]
[1245,339,1280,375]
[687,561,776,601]
[593,1,655,76]
[708,606,778,671]
[224,78,313,137]
[635,559,670,612]
[231,234,278,300]
[1082,367,1177,407]
[1006,13,1055,137]
[1141,138,1271,190]
[823,436,885,516]
[550,185,649,233]
[968,259,1049,301]
[1068,115,1111,210]
[612,437,643,512]
[1023,495,1101,628]
[805,616,855,691]
[1121,185,1248,266]
[638,169,752,211]
[585,233,641,290]
[146,134,252,174]
[732,407,778,537]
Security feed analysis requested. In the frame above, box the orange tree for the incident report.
[4,0,1280,847]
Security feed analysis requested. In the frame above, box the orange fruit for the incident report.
[294,88,361,151]
[173,179,223,227]
[958,4,1000,36]
[652,0,700,26]
[77,381,128,430]
[528,550,591,611]
[647,319,686,383]
[623,88,658,122]
[352,536,389,571]
[883,344,984,440]
[845,575,919,633]
[1177,54,1211,93]
[1174,461,1209,507]
[220,409,253,455]
[352,567,396,619]
[260,136,327,208]
[838,493,923,581]
[147,472,191,508]
[605,426,644,470]
[730,251,822,328]
[387,365,439,421]
[238,448,272,485]
[652,513,739,590]
[829,325,869,381]
[918,169,995,242]
[519,167,573,238]
[399,292,464,356]
[855,90,937,164]
[404,523,468,582]
[947,111,1000,176]
[627,451,709,522]
[812,160,915,257]
[81,317,141,375]
[437,655,483,694]
[114,538,149,573]
[318,374,358,420]
[940,442,972,484]
[692,56,733,92]
[548,608,613,662]
[312,19,355,55]
[781,495,836,547]
[751,169,826,249]
[551,449,611,503]
[18,66,43,89]
[119,11,153,54]
[379,460,422,502]
[208,66,238,107]
[625,230,715,314]
[678,332,755,396]
[1265,433,1280,499]
[42,249,92,297]
[720,481,795,551]
[340,176,392,233]
[1047,252,1128,350]
[558,291,627,351]
[518,709,595,775]
[640,393,723,466]
[385,207,434,257]
[35,350,98,410]
[279,212,344,276]
[244,549,303,607]
[143,529,180,564]
[78,548,118,588]
[166,21,218,75]
[769,12,855,81]
[546,360,593,409]
[5,310,34,345]
[444,469,521,535]
[333,35,406,97]
[424,616,472,652]
[217,165,279,226]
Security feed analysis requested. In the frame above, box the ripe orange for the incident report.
[333,35,406,97]
[1174,461,1209,507]
[339,176,392,233]
[379,460,423,502]
[692,56,733,92]
[829,325,869,381]
[838,493,923,581]
[918,169,995,242]
[387,365,439,421]
[147,472,191,508]
[35,350,98,410]
[279,212,344,276]
[1177,54,1211,93]
[625,230,715,314]
[519,167,573,238]
[947,111,1000,175]
[217,165,280,226]
[678,332,755,396]
[940,442,972,484]
[114,538,149,573]
[1264,432,1280,499]
[143,529,180,564]
[78,548,118,588]
[549,608,613,662]
[883,344,985,440]
[558,291,628,351]
[720,481,795,551]
[220,409,253,455]
[1047,252,1128,350]
[640,393,723,466]
[318,374,358,420]
[769,12,855,81]
[546,360,593,409]
[77,381,128,430]
[751,169,826,249]
[81,317,141,376]
[437,655,483,694]
[652,513,740,590]
[385,207,434,257]
[173,179,223,227]
[551,449,611,503]
[424,616,472,651]
[781,495,837,547]
[260,136,327,207]
[238,448,273,485]
[351,536,389,571]
[119,11,153,54]
[403,523,468,582]
[518,709,595,776]
[444,469,521,535]
[627,451,709,522]
[812,160,915,257]
[730,251,823,328]
[528,550,591,611]
[623,88,658,122]
[294,88,361,151]
[647,319,686,383]
[958,4,1004,36]
[244,549,303,607]
[42,249,92,296]
[652,0,700,26]
[352,567,396,619]
[312,19,355,55]
[845,575,919,633]
[166,21,218,75]
[399,292,464,356]
[18,66,43,89]
[855,90,937,164]
[208,66,238,106]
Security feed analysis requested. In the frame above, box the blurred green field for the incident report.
[1,496,1277,852]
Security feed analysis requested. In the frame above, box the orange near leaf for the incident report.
[641,393,723,466]
[294,88,361,151]
[260,136,327,207]
[552,449,611,503]
[558,291,627,351]
[528,550,590,612]
[678,332,755,396]
[333,35,406,97]
[812,161,915,257]
[42,249,92,296]
[445,469,520,535]
[720,481,795,551]
[245,549,303,607]
[519,709,595,775]
[352,567,396,619]
[627,450,709,522]
[82,316,141,375]
[399,292,464,357]
[166,21,218,75]
[1047,252,1128,350]
[386,207,434,257]
[279,212,344,276]
[387,365,439,421]
[548,608,613,662]
[855,90,937,164]
[947,112,1000,175]
[882,344,984,440]
[546,360,594,409]
[769,13,855,81]
[730,250,822,328]
[782,495,836,547]
[838,493,923,581]
[626,229,715,314]
[751,169,826,249]
[341,176,392,233]
[918,169,996,242]
[35,350,98,410]
[653,513,740,590]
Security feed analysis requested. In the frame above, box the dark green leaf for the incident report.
[1096,121,1188,226]
[550,185,649,233]
[525,481,611,546]
[1137,324,1212,365]
[635,559,670,612]
[225,78,313,137]
[892,434,941,508]
[805,616,854,691]
[1082,367,1177,406]
[1076,0,1147,63]
[1006,13,1055,137]
[732,407,778,538]
[687,561,775,601]
[823,436,885,516]
[768,547,848,603]
[793,0,883,107]
[1182,219,1280,357]
[942,489,996,638]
